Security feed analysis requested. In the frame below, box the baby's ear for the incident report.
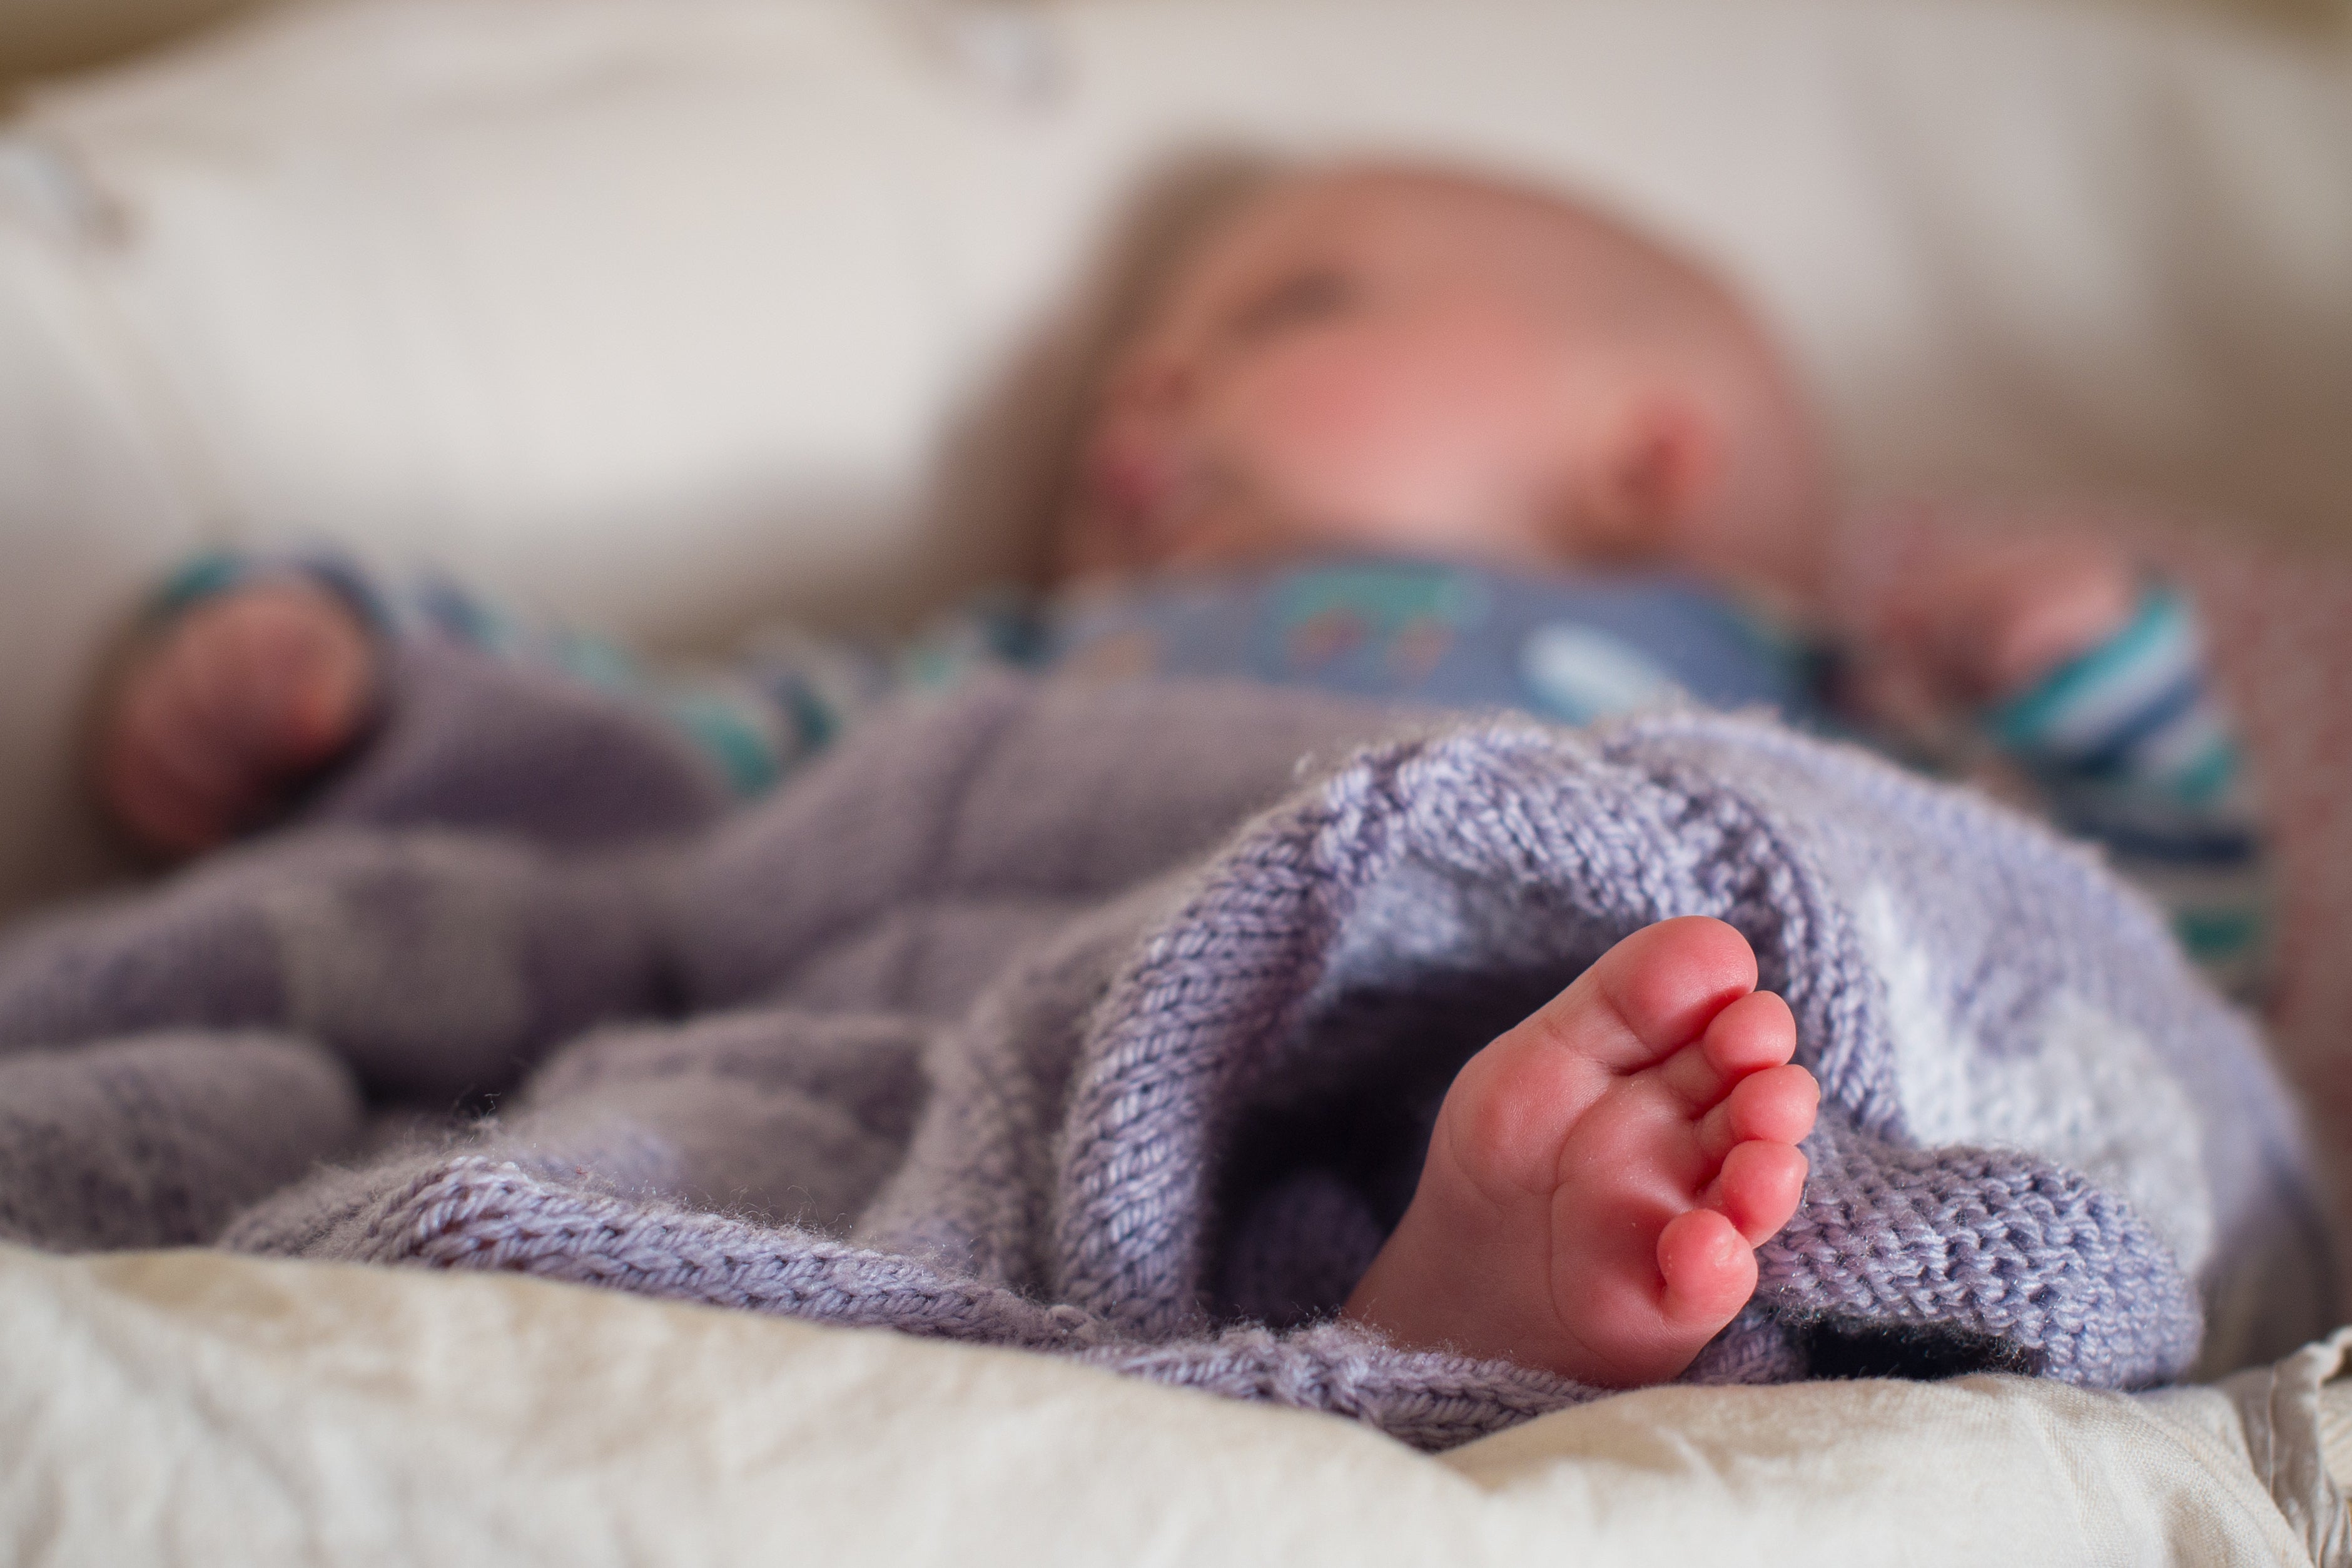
[1602,398,1721,544]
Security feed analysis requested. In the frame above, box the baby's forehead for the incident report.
[1163,168,1614,303]
[1214,169,1529,257]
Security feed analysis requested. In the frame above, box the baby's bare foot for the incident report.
[1344,916,1816,1387]
[99,580,376,857]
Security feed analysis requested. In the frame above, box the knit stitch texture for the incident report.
[0,643,2330,1447]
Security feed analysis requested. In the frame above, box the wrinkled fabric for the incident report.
[0,645,2331,1447]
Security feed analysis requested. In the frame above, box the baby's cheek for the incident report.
[1215,336,1537,527]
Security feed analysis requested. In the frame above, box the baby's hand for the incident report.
[1877,534,2138,709]
[98,579,377,857]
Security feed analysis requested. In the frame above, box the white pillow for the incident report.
[1,0,2348,913]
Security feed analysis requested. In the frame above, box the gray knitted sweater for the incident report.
[0,644,2331,1449]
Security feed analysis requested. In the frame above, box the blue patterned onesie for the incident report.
[156,549,2264,984]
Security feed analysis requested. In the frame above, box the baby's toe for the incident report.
[1655,1208,1758,1325]
[1697,1061,1819,1160]
[1701,989,1797,1075]
[1709,1139,1810,1244]
[1658,988,1797,1108]
[1571,916,1758,1071]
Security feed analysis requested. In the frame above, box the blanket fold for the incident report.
[0,645,2332,1447]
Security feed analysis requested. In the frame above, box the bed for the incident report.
[3,0,2351,1559]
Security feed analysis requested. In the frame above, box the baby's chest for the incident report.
[1043,559,1824,726]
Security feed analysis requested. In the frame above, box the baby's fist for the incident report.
[98,579,376,857]
[1887,535,2139,707]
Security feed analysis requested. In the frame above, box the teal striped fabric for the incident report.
[1987,587,2267,987]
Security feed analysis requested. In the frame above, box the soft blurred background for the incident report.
[1,0,2348,919]
[3,0,2346,91]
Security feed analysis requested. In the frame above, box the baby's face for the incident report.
[1058,167,1817,585]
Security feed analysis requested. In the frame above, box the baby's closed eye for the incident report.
[1226,268,1354,340]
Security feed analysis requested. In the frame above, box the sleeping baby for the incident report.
[77,163,2278,1393]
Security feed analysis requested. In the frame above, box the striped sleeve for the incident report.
[147,548,1029,801]
[1985,585,2268,987]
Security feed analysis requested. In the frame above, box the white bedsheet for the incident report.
[1,1240,2339,1567]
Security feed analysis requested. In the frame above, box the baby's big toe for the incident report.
[1594,918,1760,1060]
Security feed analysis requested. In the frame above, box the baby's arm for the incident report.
[1829,511,2243,791]
[96,552,967,859]
[1828,505,2265,983]
[1830,522,2140,719]
[101,567,377,856]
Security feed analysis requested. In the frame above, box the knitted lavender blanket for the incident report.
[0,645,2332,1449]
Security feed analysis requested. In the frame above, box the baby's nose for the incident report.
[1109,358,1194,414]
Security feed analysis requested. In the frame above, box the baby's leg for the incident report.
[1344,917,1816,1387]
